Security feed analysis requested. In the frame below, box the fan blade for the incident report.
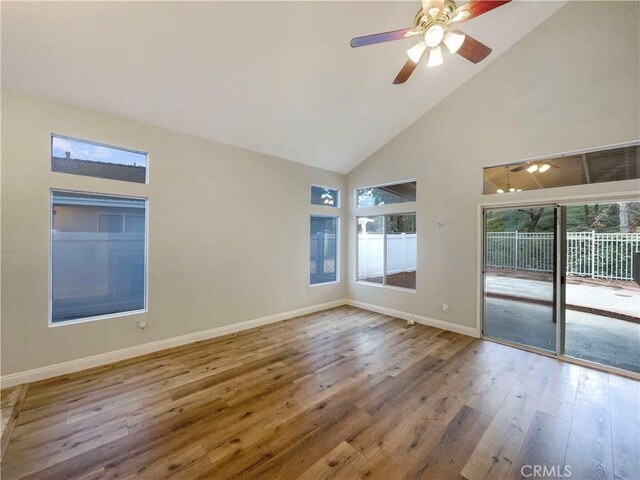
[393,60,419,85]
[510,165,526,172]
[455,31,492,63]
[422,0,444,16]
[452,0,511,23]
[350,28,418,48]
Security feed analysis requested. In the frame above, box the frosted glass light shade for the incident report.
[407,40,427,63]
[424,24,444,47]
[427,46,443,67]
[443,31,465,54]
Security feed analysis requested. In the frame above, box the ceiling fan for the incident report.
[350,0,511,84]
[496,167,521,194]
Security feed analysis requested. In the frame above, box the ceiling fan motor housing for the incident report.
[415,0,457,32]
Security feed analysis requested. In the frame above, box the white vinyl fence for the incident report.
[358,233,416,278]
[486,231,640,280]
[51,232,145,320]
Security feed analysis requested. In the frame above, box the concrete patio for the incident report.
[484,275,640,373]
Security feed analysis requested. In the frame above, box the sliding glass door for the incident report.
[562,201,640,373]
[482,206,558,352]
[482,201,640,375]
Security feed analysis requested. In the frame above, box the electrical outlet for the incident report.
[407,315,415,326]
[138,321,147,332]
[442,304,449,313]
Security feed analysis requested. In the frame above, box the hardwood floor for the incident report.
[1,306,638,479]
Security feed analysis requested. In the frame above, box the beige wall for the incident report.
[1,88,346,375]
[346,1,640,329]
[2,1,639,378]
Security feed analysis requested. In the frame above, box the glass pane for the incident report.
[125,215,145,233]
[356,181,416,207]
[357,215,384,284]
[483,207,556,352]
[51,191,146,323]
[311,186,339,207]
[483,144,639,194]
[98,214,123,233]
[310,216,337,285]
[385,214,416,289]
[52,135,147,184]
[564,201,640,373]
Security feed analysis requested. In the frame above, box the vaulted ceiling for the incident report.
[1,1,565,173]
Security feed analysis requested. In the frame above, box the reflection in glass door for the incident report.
[483,206,558,352]
[563,201,640,373]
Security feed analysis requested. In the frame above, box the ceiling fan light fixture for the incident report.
[427,46,443,67]
[496,189,505,194]
[443,31,465,54]
[407,40,427,63]
[538,163,551,173]
[424,23,445,47]
[526,164,538,173]
[509,187,516,193]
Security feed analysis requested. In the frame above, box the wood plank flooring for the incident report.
[1,306,638,479]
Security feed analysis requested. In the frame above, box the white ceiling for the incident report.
[1,1,565,173]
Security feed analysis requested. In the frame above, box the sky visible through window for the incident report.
[52,136,147,166]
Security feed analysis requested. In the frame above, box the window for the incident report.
[483,143,639,194]
[51,191,147,324]
[310,216,338,285]
[356,181,417,208]
[311,186,339,207]
[357,214,416,290]
[51,135,147,184]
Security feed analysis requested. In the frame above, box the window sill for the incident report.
[354,281,416,293]
[310,280,340,288]
[49,308,147,327]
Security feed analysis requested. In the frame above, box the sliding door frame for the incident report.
[481,203,559,356]
[477,190,640,379]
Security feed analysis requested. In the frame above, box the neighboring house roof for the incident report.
[52,156,146,183]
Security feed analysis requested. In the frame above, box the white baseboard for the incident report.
[346,299,480,338]
[1,298,479,388]
[0,299,348,388]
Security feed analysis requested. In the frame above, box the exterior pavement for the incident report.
[485,275,640,318]
[484,274,639,373]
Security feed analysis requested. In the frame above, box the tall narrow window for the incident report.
[357,216,384,284]
[385,214,417,289]
[51,191,147,324]
[310,216,338,285]
[357,214,416,290]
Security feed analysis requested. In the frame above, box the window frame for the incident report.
[354,179,417,208]
[310,184,340,208]
[48,188,149,327]
[355,212,416,292]
[309,214,340,287]
[51,133,150,185]
[482,141,639,195]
